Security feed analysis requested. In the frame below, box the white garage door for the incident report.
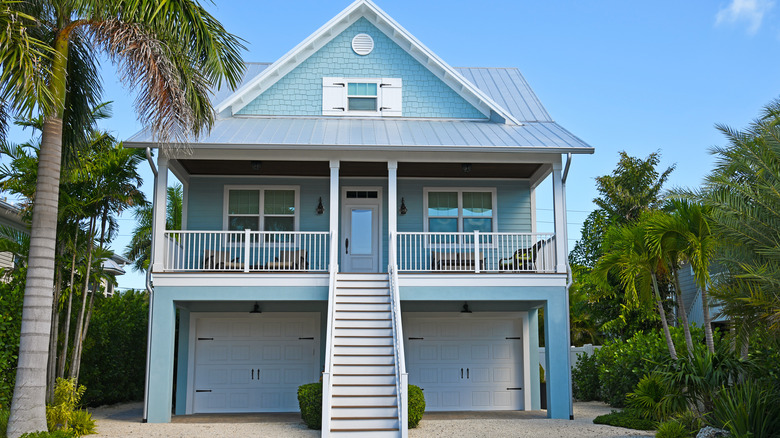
[189,313,320,413]
[404,313,525,411]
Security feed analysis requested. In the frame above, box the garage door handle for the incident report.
[257,368,260,379]
[251,369,254,380]
[461,368,463,378]
[467,368,469,379]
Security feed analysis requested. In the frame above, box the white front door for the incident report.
[189,313,320,413]
[404,313,526,411]
[341,188,382,273]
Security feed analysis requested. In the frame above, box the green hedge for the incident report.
[79,291,148,406]
[572,351,599,401]
[0,268,25,409]
[296,383,426,430]
[593,409,656,430]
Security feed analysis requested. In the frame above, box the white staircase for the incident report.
[326,273,401,437]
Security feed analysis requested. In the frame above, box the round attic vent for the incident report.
[352,33,374,55]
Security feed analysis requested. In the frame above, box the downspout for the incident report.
[143,147,158,422]
[561,153,574,420]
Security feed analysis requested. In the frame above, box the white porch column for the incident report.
[151,156,169,272]
[329,160,340,272]
[387,160,398,268]
[551,161,567,274]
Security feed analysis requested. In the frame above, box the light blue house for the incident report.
[127,1,593,436]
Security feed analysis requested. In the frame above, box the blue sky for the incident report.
[7,0,780,290]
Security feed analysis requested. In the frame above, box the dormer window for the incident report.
[347,82,378,111]
[323,77,402,117]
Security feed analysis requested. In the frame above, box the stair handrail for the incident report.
[322,232,338,436]
[388,232,408,437]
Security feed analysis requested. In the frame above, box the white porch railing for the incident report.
[396,232,556,273]
[388,233,408,437]
[162,230,330,272]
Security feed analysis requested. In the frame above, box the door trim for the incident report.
[341,186,383,273]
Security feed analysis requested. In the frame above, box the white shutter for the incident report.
[379,77,402,117]
[322,77,346,116]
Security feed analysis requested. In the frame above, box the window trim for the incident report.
[423,187,498,234]
[222,185,300,235]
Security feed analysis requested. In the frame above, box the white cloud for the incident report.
[716,0,775,34]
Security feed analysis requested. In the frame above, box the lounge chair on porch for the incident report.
[265,250,308,271]
[431,251,484,271]
[202,250,244,270]
[499,240,544,272]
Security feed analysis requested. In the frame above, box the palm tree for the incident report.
[1,2,244,435]
[594,217,678,360]
[696,101,780,333]
[125,184,183,272]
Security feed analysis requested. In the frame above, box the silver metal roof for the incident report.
[126,117,590,152]
[127,64,592,153]
[455,67,552,123]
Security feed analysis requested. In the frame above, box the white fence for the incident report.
[163,230,330,272]
[396,232,556,273]
[538,344,601,374]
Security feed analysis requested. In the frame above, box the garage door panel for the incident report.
[405,314,525,411]
[192,313,319,414]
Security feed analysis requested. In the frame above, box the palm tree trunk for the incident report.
[7,116,64,437]
[701,286,715,354]
[58,232,78,379]
[672,267,694,356]
[652,273,678,360]
[69,216,95,381]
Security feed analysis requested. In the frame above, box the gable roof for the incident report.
[215,0,521,125]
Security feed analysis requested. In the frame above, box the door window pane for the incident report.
[463,192,493,217]
[350,209,373,255]
[228,190,259,214]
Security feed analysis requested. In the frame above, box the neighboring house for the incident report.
[677,261,728,331]
[0,199,26,270]
[0,199,127,294]
[127,1,593,434]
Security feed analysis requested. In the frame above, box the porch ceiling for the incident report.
[177,160,542,179]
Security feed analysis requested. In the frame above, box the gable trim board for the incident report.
[215,0,521,125]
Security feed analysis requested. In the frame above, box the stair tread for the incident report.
[333,385,395,388]
[334,344,393,347]
[335,310,391,312]
[336,318,392,321]
[335,335,393,338]
[332,416,398,420]
[334,354,394,356]
[333,405,398,409]
[334,363,395,366]
[333,373,395,376]
[335,327,391,330]
[336,302,390,305]
[331,429,400,432]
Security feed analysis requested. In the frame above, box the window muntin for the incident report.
[347,82,377,111]
[225,187,299,236]
[424,189,497,234]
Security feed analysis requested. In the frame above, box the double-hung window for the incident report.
[322,77,402,116]
[425,189,496,241]
[225,186,299,240]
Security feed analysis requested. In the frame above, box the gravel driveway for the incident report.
[91,401,654,438]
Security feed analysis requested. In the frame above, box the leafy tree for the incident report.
[0,2,244,436]
[125,184,183,272]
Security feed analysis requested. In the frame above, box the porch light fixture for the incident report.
[461,163,472,173]
[316,197,324,215]
[461,302,472,313]
[251,161,262,171]
[399,198,407,215]
[250,302,262,314]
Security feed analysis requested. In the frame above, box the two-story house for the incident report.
[127,1,593,436]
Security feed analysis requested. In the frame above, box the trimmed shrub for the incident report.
[297,382,322,430]
[80,291,149,407]
[592,409,656,430]
[407,385,425,428]
[67,411,96,437]
[572,351,599,401]
[655,419,691,438]
[711,379,780,438]
[46,378,96,436]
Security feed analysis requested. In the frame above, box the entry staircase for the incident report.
[322,272,407,437]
